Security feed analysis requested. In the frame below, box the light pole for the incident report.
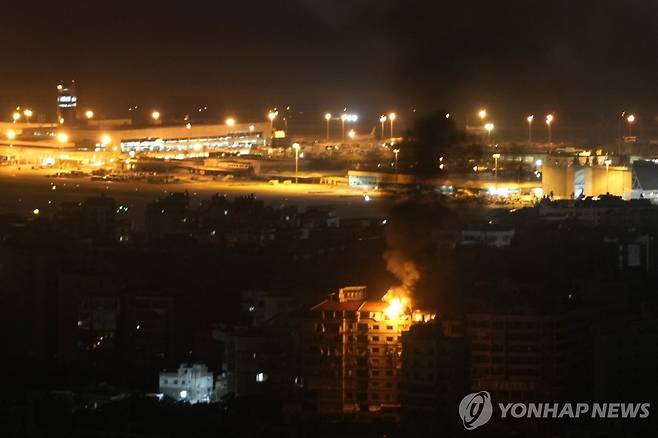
[604,158,612,194]
[527,115,534,143]
[393,148,400,173]
[389,112,396,138]
[478,109,487,121]
[545,114,554,143]
[151,111,161,124]
[292,143,300,183]
[492,153,501,181]
[626,114,635,136]
[85,110,94,120]
[57,132,69,169]
[324,113,331,140]
[23,109,33,123]
[484,122,494,144]
[341,114,347,142]
[226,117,235,133]
[268,110,277,133]
[380,115,387,139]
[12,112,21,123]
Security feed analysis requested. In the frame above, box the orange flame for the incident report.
[382,287,411,320]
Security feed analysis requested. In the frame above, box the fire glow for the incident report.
[382,288,411,320]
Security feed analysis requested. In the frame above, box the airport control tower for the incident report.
[56,80,77,125]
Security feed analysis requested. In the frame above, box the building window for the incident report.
[386,325,393,330]
[386,336,394,341]
[372,348,380,353]
[372,336,379,341]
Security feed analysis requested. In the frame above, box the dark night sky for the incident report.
[1,0,657,125]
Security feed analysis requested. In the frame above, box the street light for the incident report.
[23,109,33,122]
[57,132,69,144]
[324,113,331,140]
[393,148,400,173]
[484,122,494,143]
[527,115,534,143]
[100,135,111,146]
[226,117,236,127]
[7,129,16,140]
[340,114,348,141]
[389,112,396,138]
[268,110,277,131]
[604,158,612,194]
[151,111,160,121]
[12,112,21,123]
[348,129,356,140]
[85,110,94,119]
[627,114,635,136]
[478,109,487,120]
[545,114,554,143]
[379,115,387,138]
[492,153,501,180]
[292,142,300,183]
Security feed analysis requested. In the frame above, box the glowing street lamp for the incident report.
[7,129,16,140]
[100,134,111,146]
[324,113,331,140]
[151,110,161,122]
[393,148,400,173]
[12,112,21,123]
[268,110,278,131]
[389,112,396,138]
[626,114,635,136]
[379,115,387,138]
[348,129,356,140]
[57,132,69,144]
[85,110,94,119]
[340,113,348,141]
[478,109,487,120]
[484,122,494,143]
[492,152,501,179]
[292,142,301,183]
[225,117,236,127]
[23,109,33,122]
[545,114,554,143]
[527,115,534,143]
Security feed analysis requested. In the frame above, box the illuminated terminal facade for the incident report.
[71,122,270,156]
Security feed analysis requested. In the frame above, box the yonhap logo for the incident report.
[459,391,493,430]
[458,391,650,431]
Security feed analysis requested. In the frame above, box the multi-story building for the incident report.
[465,312,565,401]
[159,363,214,403]
[301,286,435,416]
[400,320,467,421]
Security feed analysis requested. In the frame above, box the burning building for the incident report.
[301,286,435,417]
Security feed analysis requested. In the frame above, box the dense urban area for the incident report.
[2,2,658,437]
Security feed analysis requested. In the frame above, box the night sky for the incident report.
[1,0,657,124]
